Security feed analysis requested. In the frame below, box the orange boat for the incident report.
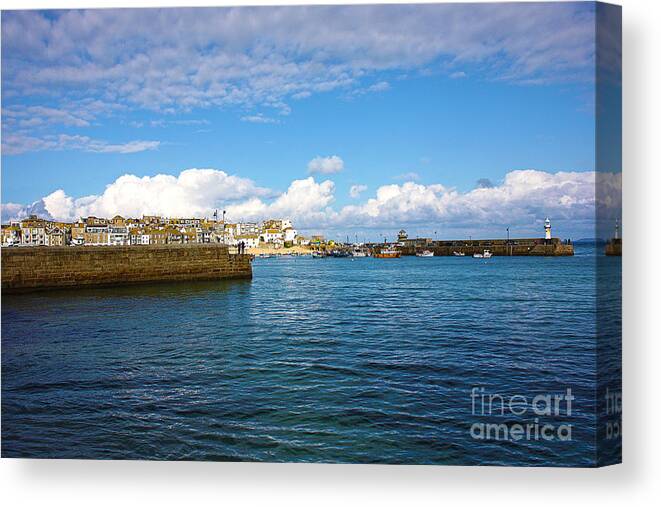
[374,247,401,258]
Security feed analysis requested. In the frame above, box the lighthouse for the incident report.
[544,218,551,240]
[614,218,620,240]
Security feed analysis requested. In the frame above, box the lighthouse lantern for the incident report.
[544,218,552,240]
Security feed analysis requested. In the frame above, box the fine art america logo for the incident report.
[470,387,575,442]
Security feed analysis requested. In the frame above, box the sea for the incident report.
[1,243,621,466]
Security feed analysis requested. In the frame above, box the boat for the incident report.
[374,247,401,259]
[473,249,492,259]
[311,251,327,258]
[329,249,351,258]
[416,250,434,257]
[453,251,465,256]
[352,250,367,257]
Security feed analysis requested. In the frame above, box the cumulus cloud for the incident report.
[227,177,336,227]
[2,167,621,239]
[337,170,617,236]
[349,184,368,198]
[1,203,28,222]
[9,169,271,222]
[307,155,344,174]
[476,178,494,189]
[1,199,50,222]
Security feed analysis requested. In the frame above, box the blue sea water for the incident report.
[1,244,621,466]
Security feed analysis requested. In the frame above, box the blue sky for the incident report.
[0,3,621,239]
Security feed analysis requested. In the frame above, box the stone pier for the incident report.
[1,244,252,292]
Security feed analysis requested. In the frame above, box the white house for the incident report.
[108,226,129,246]
[260,228,284,246]
[283,227,297,243]
[235,235,259,249]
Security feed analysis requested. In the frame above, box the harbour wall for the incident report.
[1,244,252,292]
[400,237,574,256]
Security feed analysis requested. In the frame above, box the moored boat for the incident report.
[453,251,466,256]
[473,249,492,259]
[374,247,401,258]
[329,249,351,258]
[416,250,434,257]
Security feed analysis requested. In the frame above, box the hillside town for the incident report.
[1,214,321,250]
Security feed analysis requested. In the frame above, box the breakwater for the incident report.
[400,237,573,256]
[1,244,252,292]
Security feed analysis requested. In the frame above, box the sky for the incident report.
[0,3,621,240]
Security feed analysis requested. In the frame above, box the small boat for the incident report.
[352,250,367,257]
[453,251,465,257]
[473,249,492,259]
[374,247,401,258]
[311,251,326,258]
[330,250,351,258]
[416,250,434,257]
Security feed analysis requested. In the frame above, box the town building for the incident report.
[19,216,47,246]
[1,214,305,249]
[260,228,284,247]
[45,226,68,246]
[108,225,129,246]
[84,225,109,246]
[1,224,21,246]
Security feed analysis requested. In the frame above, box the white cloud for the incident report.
[307,155,344,174]
[348,80,391,98]
[349,184,368,198]
[149,119,210,128]
[227,177,336,227]
[13,169,271,222]
[1,203,27,222]
[240,114,279,124]
[450,71,467,79]
[1,4,596,130]
[368,81,391,92]
[2,133,160,155]
[2,105,91,128]
[41,190,75,221]
[4,168,620,240]
[338,170,619,237]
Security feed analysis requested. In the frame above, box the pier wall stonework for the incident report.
[400,237,574,256]
[1,244,252,292]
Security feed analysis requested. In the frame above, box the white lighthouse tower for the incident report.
[544,218,552,240]
[614,218,620,239]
